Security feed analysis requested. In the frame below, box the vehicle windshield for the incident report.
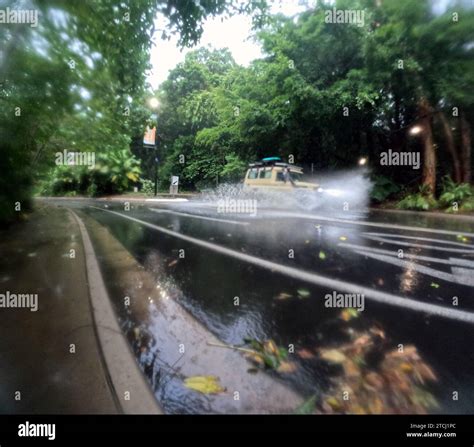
[276,170,303,182]
[290,172,303,182]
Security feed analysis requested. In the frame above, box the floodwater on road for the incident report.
[55,197,474,414]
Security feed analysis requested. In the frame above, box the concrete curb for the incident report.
[70,210,162,414]
[83,208,305,413]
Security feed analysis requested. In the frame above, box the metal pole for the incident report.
[154,155,158,196]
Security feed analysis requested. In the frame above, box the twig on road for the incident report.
[206,341,256,355]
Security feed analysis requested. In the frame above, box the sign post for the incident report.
[143,126,159,196]
[170,176,179,195]
[154,157,159,196]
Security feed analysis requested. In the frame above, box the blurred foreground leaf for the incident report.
[184,376,225,394]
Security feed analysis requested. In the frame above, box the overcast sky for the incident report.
[147,1,315,89]
[147,0,457,89]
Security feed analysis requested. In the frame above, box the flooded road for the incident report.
[52,198,474,414]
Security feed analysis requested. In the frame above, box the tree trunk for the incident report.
[439,112,462,183]
[419,97,436,195]
[460,112,472,184]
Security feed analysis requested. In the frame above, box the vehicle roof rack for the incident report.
[248,159,303,171]
[261,156,281,163]
[249,157,284,167]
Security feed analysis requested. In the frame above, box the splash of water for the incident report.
[200,169,372,217]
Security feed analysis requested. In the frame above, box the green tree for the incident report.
[0,0,268,222]
[152,0,473,196]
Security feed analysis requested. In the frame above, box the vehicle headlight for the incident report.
[325,188,343,197]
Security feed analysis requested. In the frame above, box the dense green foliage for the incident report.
[370,175,400,203]
[397,186,438,211]
[0,0,268,223]
[439,176,472,206]
[155,0,473,197]
[397,177,474,211]
[1,0,473,223]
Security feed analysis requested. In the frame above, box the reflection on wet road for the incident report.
[55,199,474,414]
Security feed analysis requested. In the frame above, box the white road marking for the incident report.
[362,235,474,254]
[90,206,474,324]
[260,210,474,238]
[364,232,474,248]
[352,250,462,285]
[449,257,474,268]
[339,243,474,267]
[451,267,474,287]
[148,208,249,226]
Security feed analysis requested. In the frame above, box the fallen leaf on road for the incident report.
[184,376,225,394]
[368,397,384,414]
[318,327,439,414]
[275,292,292,301]
[417,363,437,383]
[340,308,359,321]
[319,250,327,260]
[277,361,298,374]
[365,372,384,390]
[369,327,386,339]
[343,359,360,377]
[430,282,440,288]
[133,327,140,340]
[297,348,315,359]
[320,349,347,364]
[264,340,279,356]
[354,335,371,347]
[168,259,178,267]
[245,352,265,367]
[297,288,311,299]
[244,338,289,370]
[326,396,343,411]
[294,396,317,414]
[339,236,347,241]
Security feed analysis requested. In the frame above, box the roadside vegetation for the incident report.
[1,0,473,224]
[388,176,474,212]
[154,0,473,206]
[0,0,267,223]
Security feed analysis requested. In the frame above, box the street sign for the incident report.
[170,176,179,194]
[143,127,156,146]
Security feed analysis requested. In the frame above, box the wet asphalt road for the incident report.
[54,198,474,413]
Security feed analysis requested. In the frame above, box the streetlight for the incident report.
[148,97,159,109]
[409,125,423,136]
